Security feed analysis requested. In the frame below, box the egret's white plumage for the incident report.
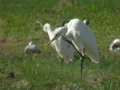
[51,18,99,63]
[109,38,120,52]
[24,41,40,54]
[43,23,75,62]
[67,18,99,63]
[50,18,99,78]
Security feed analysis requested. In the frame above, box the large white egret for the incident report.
[43,23,75,63]
[49,18,99,79]
[109,38,120,53]
[24,41,40,54]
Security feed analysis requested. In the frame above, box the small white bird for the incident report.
[24,41,40,54]
[43,23,75,63]
[49,18,99,79]
[109,38,120,53]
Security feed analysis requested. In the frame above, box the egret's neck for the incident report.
[46,28,54,41]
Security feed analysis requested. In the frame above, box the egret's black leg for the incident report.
[62,35,86,79]
[80,48,85,79]
[80,56,84,80]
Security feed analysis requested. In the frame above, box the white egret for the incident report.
[24,41,40,54]
[43,23,75,63]
[109,38,120,53]
[49,18,99,79]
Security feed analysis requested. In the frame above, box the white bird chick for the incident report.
[109,38,120,52]
[24,41,40,54]
[43,23,75,63]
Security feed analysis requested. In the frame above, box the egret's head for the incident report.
[83,19,89,25]
[43,23,51,32]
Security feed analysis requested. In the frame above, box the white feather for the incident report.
[43,23,75,62]
[51,18,99,63]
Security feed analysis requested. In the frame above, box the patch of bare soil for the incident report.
[11,80,29,89]
[0,36,15,56]
[0,72,22,79]
[0,19,4,25]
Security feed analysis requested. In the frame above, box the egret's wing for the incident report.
[78,25,99,63]
[67,20,99,63]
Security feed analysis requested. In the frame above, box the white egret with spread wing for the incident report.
[49,18,99,79]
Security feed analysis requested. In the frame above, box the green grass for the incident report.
[0,0,120,90]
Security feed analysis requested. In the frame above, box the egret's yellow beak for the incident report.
[48,38,56,45]
[48,33,58,45]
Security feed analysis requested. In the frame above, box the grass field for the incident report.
[0,0,120,90]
